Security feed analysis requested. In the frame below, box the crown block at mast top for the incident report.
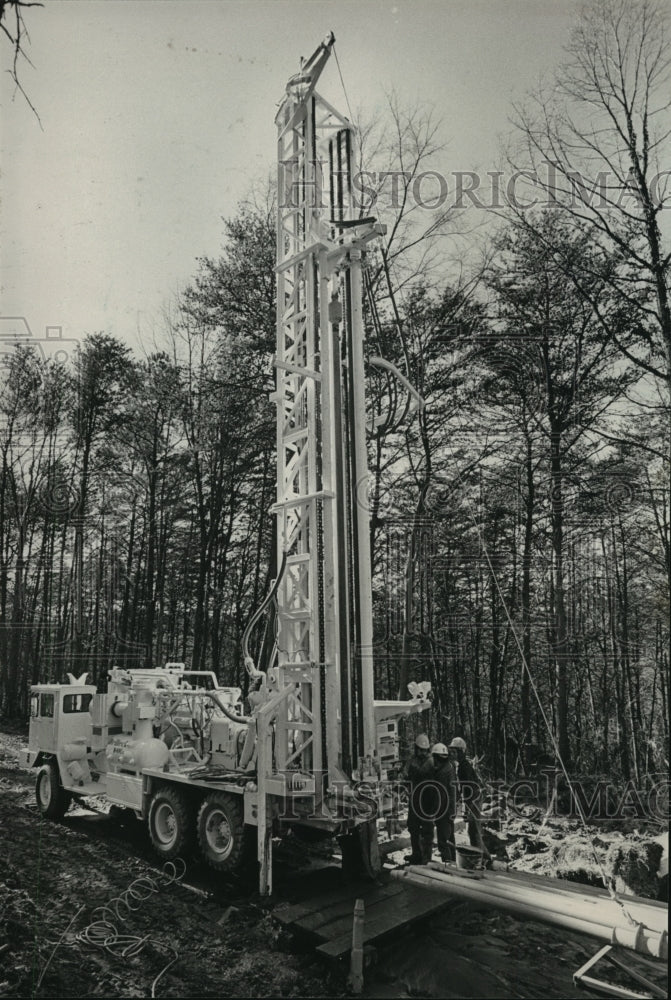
[275,35,386,266]
[275,31,337,129]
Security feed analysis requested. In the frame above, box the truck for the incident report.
[21,33,431,894]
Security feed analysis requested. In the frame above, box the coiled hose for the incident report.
[76,859,185,996]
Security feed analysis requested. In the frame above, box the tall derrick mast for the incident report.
[274,33,383,788]
[21,35,431,904]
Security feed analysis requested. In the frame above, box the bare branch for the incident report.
[1,0,43,125]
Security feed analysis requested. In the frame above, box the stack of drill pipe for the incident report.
[391,862,668,961]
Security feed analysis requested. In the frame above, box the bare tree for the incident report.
[1,0,42,122]
[356,89,474,302]
[509,0,671,391]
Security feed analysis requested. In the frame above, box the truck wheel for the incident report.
[148,786,193,860]
[197,792,251,873]
[339,820,382,880]
[36,761,71,820]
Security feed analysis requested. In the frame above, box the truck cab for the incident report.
[22,683,96,767]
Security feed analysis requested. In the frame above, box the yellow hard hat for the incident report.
[431,742,449,756]
[415,734,430,750]
[449,736,467,750]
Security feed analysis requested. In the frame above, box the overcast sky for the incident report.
[2,0,580,356]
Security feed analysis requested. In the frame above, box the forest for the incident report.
[1,0,668,789]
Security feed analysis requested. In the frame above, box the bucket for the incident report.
[455,845,485,871]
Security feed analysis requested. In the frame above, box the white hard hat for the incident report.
[415,734,430,750]
[449,736,467,750]
[431,743,449,757]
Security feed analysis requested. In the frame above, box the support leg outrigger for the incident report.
[358,819,382,880]
[340,819,382,880]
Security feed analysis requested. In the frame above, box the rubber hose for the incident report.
[209,691,250,726]
[241,549,288,674]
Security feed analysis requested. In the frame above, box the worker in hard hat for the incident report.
[430,743,457,862]
[404,734,434,865]
[448,736,490,859]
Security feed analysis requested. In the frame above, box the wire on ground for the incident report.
[71,859,186,996]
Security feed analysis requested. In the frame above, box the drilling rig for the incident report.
[21,33,431,894]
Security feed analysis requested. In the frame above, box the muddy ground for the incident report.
[0,727,667,999]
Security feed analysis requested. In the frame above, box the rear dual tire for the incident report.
[197,792,253,873]
[147,786,252,875]
[147,786,194,860]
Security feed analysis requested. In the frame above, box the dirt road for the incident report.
[0,729,333,999]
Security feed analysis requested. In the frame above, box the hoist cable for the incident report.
[33,861,186,997]
[333,44,356,128]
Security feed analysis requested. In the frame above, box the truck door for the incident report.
[31,692,59,752]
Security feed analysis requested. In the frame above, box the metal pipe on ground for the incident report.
[402,863,667,933]
[425,863,665,930]
[417,862,667,930]
[391,865,668,962]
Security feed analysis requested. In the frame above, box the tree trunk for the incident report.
[550,435,571,768]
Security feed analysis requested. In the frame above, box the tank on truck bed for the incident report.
[21,666,282,872]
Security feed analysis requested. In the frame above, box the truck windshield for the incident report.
[63,693,93,713]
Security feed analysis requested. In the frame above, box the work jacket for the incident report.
[432,757,457,819]
[406,752,433,787]
[405,753,434,821]
[455,754,482,808]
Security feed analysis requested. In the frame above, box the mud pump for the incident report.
[21,33,431,894]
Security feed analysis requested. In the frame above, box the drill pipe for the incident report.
[391,864,668,961]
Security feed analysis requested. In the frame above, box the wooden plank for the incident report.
[316,888,451,959]
[274,880,403,929]
[312,894,405,944]
[275,882,376,925]
[305,884,406,939]
[275,884,365,924]
[300,883,405,936]
[289,883,403,936]
[316,885,452,959]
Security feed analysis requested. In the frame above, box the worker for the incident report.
[430,743,457,862]
[448,736,491,859]
[404,733,435,864]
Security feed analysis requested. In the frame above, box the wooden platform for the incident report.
[274,873,453,960]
